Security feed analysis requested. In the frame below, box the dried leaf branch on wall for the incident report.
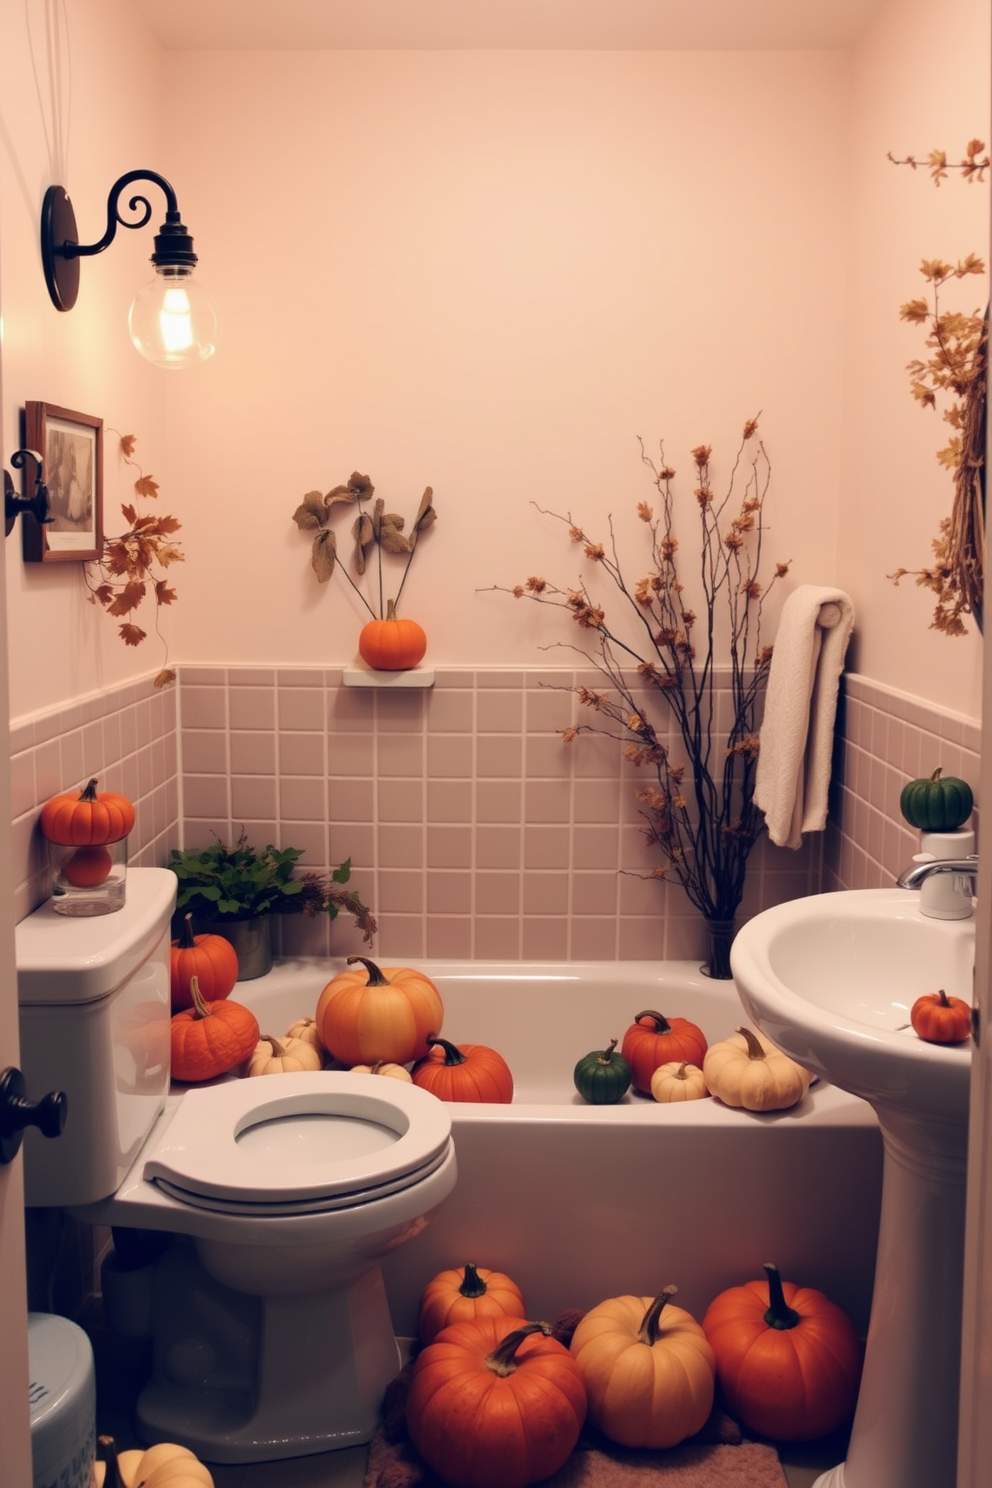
[888,141,988,636]
[84,434,183,688]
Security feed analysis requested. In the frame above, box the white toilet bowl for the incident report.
[73,1071,457,1464]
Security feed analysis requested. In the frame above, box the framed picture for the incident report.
[21,402,103,563]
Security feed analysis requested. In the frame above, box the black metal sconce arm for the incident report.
[4,449,51,539]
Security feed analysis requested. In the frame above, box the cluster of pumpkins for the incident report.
[168,926,514,1096]
[39,779,135,887]
[94,1437,211,1488]
[405,1260,864,1488]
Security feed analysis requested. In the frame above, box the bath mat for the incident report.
[364,1313,788,1488]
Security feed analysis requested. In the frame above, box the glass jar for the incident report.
[48,837,127,915]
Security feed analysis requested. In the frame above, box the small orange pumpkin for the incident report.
[621,1010,708,1094]
[170,976,260,1083]
[170,914,240,1012]
[412,1035,513,1103]
[315,955,444,1066]
[40,778,136,846]
[910,987,972,1045]
[62,845,114,887]
[359,599,427,671]
[418,1263,526,1345]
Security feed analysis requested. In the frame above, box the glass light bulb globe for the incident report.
[128,266,218,370]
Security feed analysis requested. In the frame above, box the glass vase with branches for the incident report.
[494,419,789,976]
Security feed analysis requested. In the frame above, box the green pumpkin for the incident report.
[573,1039,631,1105]
[899,767,974,832]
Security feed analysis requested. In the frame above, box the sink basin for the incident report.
[730,887,974,1488]
[731,887,974,1124]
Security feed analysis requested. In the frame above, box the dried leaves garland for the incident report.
[490,420,789,972]
[888,141,988,636]
[292,472,437,619]
[84,433,182,688]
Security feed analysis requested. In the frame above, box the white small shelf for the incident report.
[343,662,435,688]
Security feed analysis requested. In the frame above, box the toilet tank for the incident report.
[16,867,176,1207]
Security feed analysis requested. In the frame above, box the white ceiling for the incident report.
[128,0,890,52]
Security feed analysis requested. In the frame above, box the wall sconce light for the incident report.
[4,450,50,540]
[41,170,218,371]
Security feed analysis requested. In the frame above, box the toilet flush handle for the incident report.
[0,1067,67,1165]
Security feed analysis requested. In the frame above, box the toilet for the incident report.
[16,868,458,1465]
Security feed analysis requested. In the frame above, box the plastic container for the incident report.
[28,1312,95,1488]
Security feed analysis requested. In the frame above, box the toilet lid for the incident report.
[143,1071,452,1208]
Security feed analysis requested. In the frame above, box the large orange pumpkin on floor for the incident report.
[359,600,427,671]
[418,1263,526,1345]
[170,977,260,1083]
[170,914,240,1012]
[406,1316,586,1488]
[620,1010,708,1094]
[412,1035,513,1103]
[40,778,136,845]
[315,955,443,1065]
[701,1263,863,1441]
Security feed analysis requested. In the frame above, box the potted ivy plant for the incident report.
[169,832,377,979]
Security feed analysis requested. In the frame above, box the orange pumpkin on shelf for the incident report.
[315,955,443,1066]
[621,1010,708,1094]
[170,976,259,1083]
[412,1035,513,1103]
[701,1262,863,1442]
[358,599,427,671]
[170,914,240,1012]
[418,1263,526,1345]
[40,778,135,845]
[910,988,972,1045]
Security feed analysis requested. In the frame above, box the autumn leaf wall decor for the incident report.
[84,433,183,687]
[888,140,988,636]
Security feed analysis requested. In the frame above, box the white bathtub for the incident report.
[237,957,882,1338]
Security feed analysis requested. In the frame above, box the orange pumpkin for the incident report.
[315,955,443,1066]
[406,1316,586,1488]
[621,1009,708,1094]
[412,1035,513,1103]
[359,599,427,671]
[170,977,260,1083]
[910,987,972,1045]
[40,778,136,846]
[170,914,240,1012]
[62,845,114,887]
[418,1263,526,1345]
[701,1263,863,1441]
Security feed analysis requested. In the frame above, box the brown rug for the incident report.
[365,1313,787,1488]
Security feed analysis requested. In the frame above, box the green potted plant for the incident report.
[169,832,377,979]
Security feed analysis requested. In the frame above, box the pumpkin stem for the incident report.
[634,1010,672,1033]
[458,1262,489,1299]
[260,1034,285,1056]
[676,1062,690,1079]
[736,1026,767,1061]
[762,1262,801,1330]
[386,598,398,621]
[345,955,390,987]
[937,988,952,1007]
[189,976,212,1020]
[97,1436,124,1488]
[484,1322,552,1375]
[931,767,944,782]
[179,912,198,950]
[425,1034,468,1066]
[598,1038,619,1064]
[79,778,100,802]
[638,1285,680,1346]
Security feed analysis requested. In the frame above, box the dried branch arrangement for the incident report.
[888,140,988,635]
[492,420,789,976]
[84,434,183,688]
[292,472,437,620]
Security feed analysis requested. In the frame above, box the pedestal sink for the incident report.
[731,889,973,1488]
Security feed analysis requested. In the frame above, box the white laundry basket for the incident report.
[28,1313,96,1488]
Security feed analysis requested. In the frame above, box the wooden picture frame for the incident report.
[21,402,103,563]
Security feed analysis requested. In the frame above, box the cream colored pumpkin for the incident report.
[570,1287,715,1448]
[285,1016,326,1057]
[247,1033,323,1077]
[650,1060,709,1103]
[95,1438,213,1488]
[703,1026,812,1112]
[350,1059,413,1081]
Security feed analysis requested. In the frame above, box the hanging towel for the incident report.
[754,585,855,851]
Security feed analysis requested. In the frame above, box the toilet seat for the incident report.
[142,1072,452,1214]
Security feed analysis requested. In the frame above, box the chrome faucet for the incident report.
[896,856,979,891]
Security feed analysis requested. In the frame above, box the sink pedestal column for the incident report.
[814,1105,967,1488]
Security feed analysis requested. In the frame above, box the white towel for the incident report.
[754,585,855,851]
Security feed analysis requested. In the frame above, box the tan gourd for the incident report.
[95,1437,213,1488]
[650,1061,709,1103]
[703,1026,811,1112]
[350,1060,414,1081]
[247,1033,323,1077]
[285,1016,327,1057]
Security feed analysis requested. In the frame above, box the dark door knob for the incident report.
[0,1067,68,1165]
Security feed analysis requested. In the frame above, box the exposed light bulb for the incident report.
[128,265,218,370]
